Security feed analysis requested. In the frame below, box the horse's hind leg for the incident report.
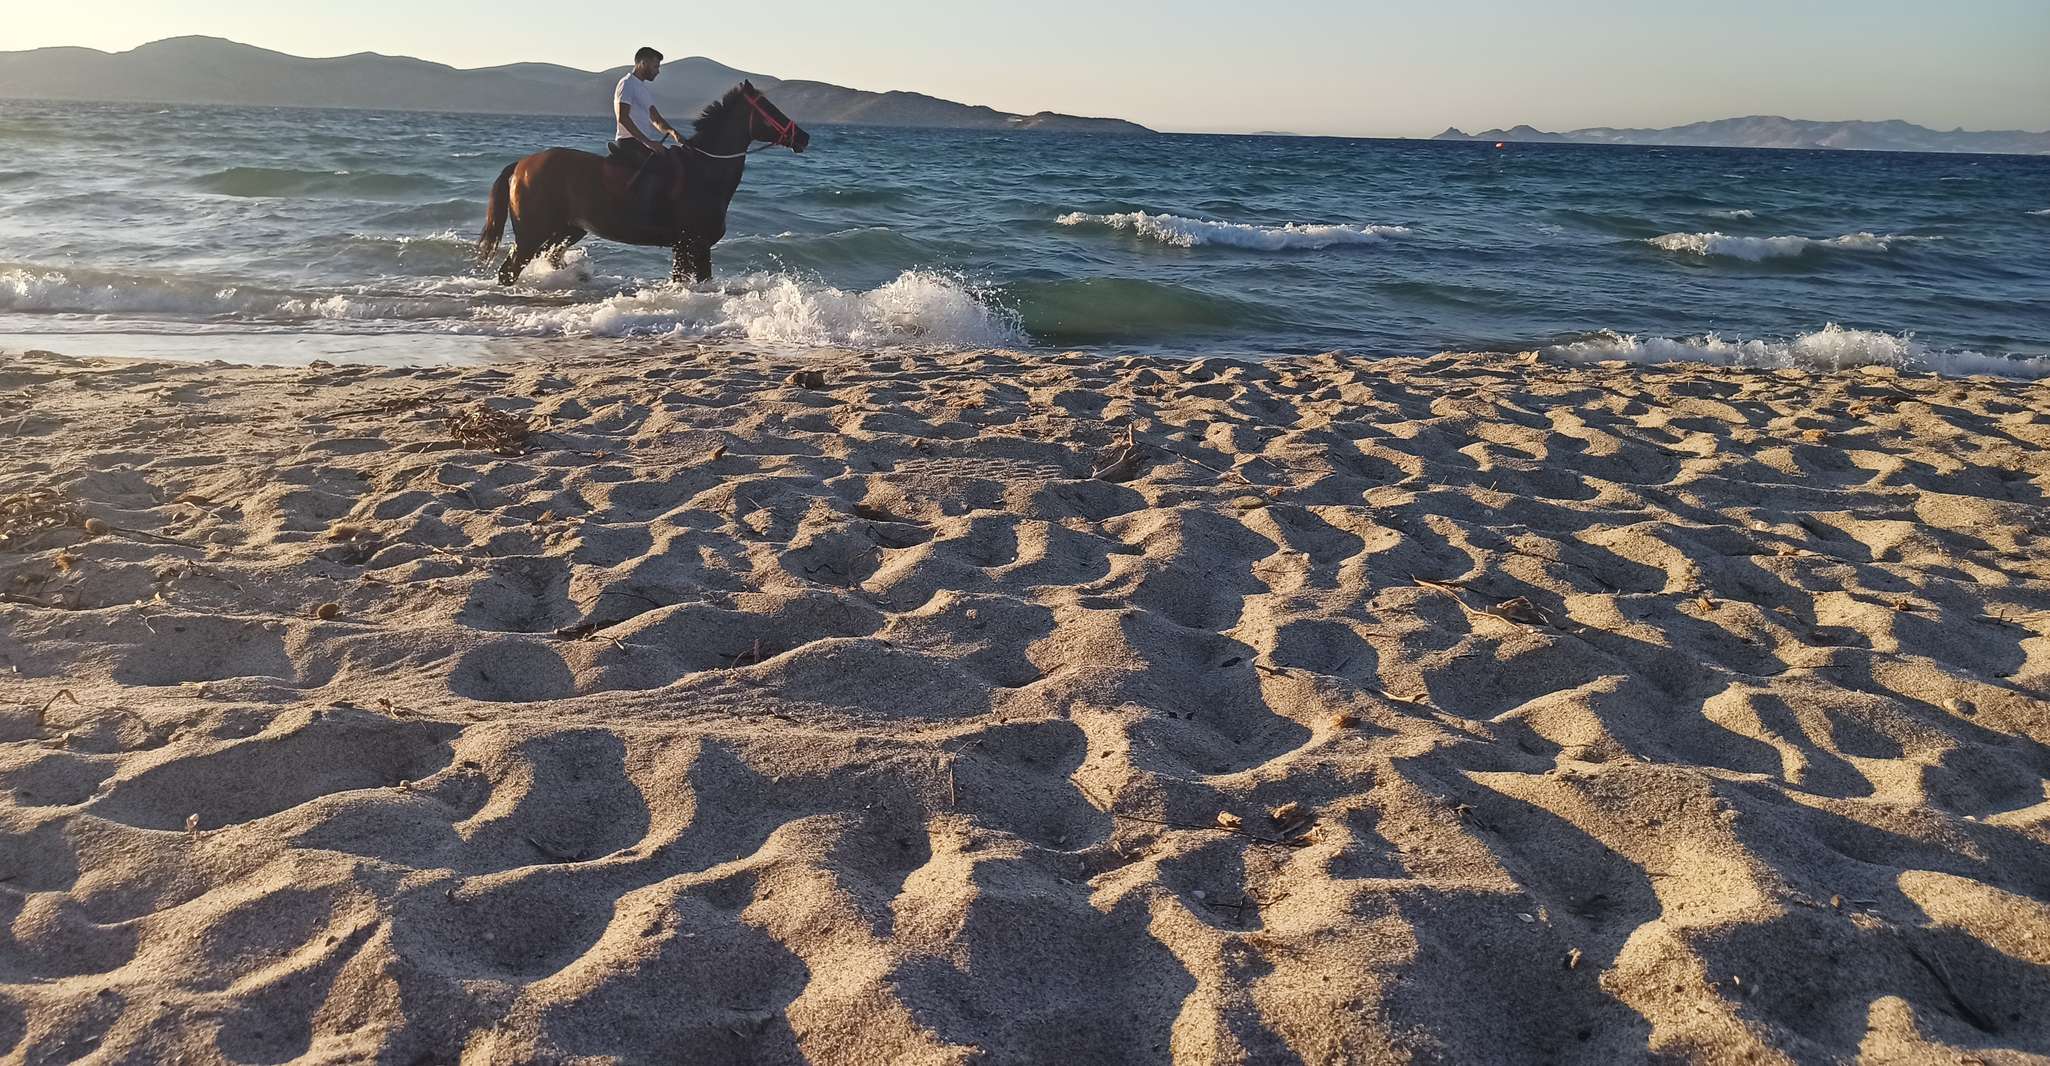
[547,230,586,269]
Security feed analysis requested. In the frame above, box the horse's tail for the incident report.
[477,161,518,261]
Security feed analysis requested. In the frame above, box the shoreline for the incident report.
[3,330,2047,381]
[3,342,2047,1062]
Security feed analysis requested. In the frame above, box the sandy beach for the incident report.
[2,342,2047,1064]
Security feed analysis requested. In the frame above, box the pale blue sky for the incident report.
[12,1,2049,136]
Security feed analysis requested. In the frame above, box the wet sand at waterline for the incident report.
[2,343,2047,1063]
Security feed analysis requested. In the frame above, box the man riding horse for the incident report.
[613,47,683,165]
[477,47,809,286]
[610,46,684,219]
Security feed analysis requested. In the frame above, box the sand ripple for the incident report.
[2,345,2047,1062]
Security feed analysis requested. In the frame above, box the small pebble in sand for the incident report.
[1216,812,1243,830]
[185,814,200,840]
[1330,713,1359,730]
[83,518,110,536]
[315,602,342,621]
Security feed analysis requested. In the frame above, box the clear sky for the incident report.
[10,0,2049,136]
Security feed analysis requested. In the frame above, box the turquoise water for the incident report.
[2,99,2047,372]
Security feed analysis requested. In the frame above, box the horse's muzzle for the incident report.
[791,127,811,154]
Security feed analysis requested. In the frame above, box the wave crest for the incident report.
[1547,324,2046,379]
[466,270,1023,348]
[1057,211,1410,250]
[2,264,1022,350]
[1647,231,1935,261]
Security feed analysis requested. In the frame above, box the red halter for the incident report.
[742,88,798,148]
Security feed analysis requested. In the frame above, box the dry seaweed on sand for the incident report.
[0,489,88,553]
[445,404,531,456]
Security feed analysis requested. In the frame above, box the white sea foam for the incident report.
[464,270,1024,348]
[1709,209,1756,220]
[1547,324,2048,380]
[1647,231,1936,261]
[1,263,1017,350]
[0,267,467,321]
[1057,211,1410,250]
[2031,208,2050,217]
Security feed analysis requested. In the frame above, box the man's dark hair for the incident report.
[635,47,663,64]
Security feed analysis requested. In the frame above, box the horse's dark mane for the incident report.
[692,84,752,136]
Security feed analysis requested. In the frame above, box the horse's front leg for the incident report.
[671,237,711,284]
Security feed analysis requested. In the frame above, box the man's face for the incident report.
[640,58,661,80]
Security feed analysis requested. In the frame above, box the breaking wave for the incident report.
[1547,324,2047,380]
[1647,231,1937,261]
[1057,211,1410,250]
[464,270,1024,348]
[1,264,1022,350]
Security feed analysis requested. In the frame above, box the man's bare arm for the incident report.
[647,106,682,143]
[618,102,663,151]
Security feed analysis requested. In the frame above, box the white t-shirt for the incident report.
[614,73,658,143]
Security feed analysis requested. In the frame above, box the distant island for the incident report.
[1434,116,2049,155]
[0,36,1154,135]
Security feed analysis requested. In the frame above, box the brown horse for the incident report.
[477,81,809,285]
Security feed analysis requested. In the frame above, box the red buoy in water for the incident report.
[1495,141,1507,150]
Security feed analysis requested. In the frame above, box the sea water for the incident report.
[2,100,2046,375]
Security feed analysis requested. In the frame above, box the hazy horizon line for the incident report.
[7,33,2048,140]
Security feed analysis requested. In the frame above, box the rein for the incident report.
[678,141,777,160]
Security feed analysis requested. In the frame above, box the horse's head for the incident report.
[739,81,809,154]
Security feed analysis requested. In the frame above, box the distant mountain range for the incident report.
[1435,116,2049,155]
[0,36,1153,135]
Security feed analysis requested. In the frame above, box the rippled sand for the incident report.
[2,344,2047,1063]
